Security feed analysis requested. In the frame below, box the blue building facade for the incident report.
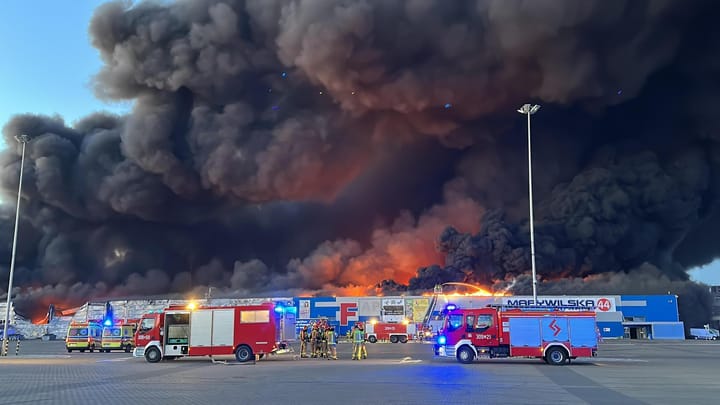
[290,294,685,340]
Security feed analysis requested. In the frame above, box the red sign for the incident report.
[597,298,612,312]
[549,320,561,336]
[339,302,358,326]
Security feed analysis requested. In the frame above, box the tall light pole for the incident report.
[517,104,540,303]
[2,134,30,355]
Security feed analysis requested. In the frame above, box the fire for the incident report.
[441,282,509,297]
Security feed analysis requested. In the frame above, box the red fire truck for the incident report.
[133,302,282,363]
[365,322,410,343]
[433,304,598,365]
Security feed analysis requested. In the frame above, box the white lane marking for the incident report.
[96,357,134,362]
[592,357,648,362]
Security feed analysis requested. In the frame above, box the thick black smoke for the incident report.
[0,0,717,324]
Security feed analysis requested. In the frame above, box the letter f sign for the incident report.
[339,303,358,325]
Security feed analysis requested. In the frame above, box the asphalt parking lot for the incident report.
[0,339,717,404]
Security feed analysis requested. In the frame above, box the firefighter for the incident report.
[320,324,328,357]
[351,324,362,360]
[316,323,326,358]
[325,326,337,360]
[358,322,367,359]
[299,326,310,358]
[310,323,320,358]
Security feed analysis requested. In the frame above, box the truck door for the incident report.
[467,310,499,346]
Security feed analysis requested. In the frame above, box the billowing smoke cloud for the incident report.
[0,0,718,325]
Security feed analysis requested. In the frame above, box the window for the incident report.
[240,310,270,323]
[68,328,87,337]
[466,315,476,332]
[446,314,463,331]
[475,315,493,332]
[103,328,121,337]
[139,318,155,333]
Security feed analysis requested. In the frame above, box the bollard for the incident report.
[2,338,8,356]
[15,339,20,356]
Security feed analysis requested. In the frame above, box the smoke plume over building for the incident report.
[0,0,717,324]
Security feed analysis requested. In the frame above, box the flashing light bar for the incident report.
[444,304,457,311]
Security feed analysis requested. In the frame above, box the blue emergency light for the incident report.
[445,304,457,311]
[103,319,112,326]
[274,302,297,314]
[437,335,447,345]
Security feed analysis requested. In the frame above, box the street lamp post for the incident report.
[517,104,540,303]
[2,134,30,355]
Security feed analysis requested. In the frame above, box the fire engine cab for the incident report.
[434,304,598,365]
[133,302,283,363]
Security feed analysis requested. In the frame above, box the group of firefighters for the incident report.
[299,320,368,360]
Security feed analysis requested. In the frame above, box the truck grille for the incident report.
[440,345,456,358]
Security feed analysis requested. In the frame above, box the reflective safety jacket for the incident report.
[326,330,336,345]
[353,328,364,343]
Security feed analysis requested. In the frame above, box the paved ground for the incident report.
[0,339,718,404]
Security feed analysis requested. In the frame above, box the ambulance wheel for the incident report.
[390,335,399,343]
[124,345,132,353]
[67,349,72,353]
[80,349,85,353]
[368,336,377,344]
[457,346,475,364]
[145,346,162,363]
[400,336,408,344]
[235,345,253,363]
[545,347,568,365]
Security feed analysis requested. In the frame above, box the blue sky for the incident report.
[0,0,129,137]
[0,1,717,287]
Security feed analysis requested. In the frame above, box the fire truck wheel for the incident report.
[457,346,475,364]
[235,345,253,363]
[145,347,162,363]
[545,347,568,365]
[390,336,399,344]
[368,336,377,344]
[400,336,408,344]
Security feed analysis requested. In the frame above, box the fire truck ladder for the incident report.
[421,284,444,327]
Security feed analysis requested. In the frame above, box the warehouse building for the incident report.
[9,294,685,340]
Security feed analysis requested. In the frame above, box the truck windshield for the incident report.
[446,314,464,331]
[139,318,155,332]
